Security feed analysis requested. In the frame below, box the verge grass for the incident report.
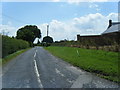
[2,48,31,65]
[45,46,119,83]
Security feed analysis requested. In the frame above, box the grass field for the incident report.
[2,48,31,65]
[45,46,119,83]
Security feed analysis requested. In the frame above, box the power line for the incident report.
[2,13,31,24]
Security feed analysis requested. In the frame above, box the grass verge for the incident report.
[44,46,119,83]
[2,48,31,65]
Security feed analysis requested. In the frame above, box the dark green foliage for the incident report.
[37,39,40,44]
[42,36,53,43]
[52,40,77,47]
[2,35,29,58]
[16,25,41,43]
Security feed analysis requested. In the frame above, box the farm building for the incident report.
[77,20,120,46]
[101,20,120,44]
[102,20,120,35]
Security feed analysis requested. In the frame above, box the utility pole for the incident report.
[2,30,5,35]
[47,25,49,36]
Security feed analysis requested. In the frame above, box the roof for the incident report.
[79,35,101,37]
[102,22,120,34]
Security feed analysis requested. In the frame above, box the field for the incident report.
[45,46,119,83]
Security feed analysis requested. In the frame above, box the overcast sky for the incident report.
[0,0,119,42]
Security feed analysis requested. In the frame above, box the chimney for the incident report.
[47,25,49,36]
[108,20,112,28]
[77,34,80,41]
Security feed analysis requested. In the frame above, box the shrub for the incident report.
[2,35,29,58]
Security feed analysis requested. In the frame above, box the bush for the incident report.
[2,35,30,58]
[42,36,53,43]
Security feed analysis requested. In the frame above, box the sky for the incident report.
[0,0,119,42]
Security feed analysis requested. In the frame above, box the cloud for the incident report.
[73,13,108,35]
[107,13,118,21]
[89,3,101,11]
[66,0,119,4]
[38,13,118,41]
[1,13,118,41]
[0,21,17,36]
[1,0,119,2]
[38,19,81,41]
[52,0,60,2]
[67,0,82,5]
[89,4,98,8]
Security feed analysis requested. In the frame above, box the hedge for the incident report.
[2,35,30,58]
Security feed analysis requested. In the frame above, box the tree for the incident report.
[16,25,41,43]
[37,39,40,44]
[42,36,53,43]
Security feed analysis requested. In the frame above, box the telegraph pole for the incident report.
[47,25,49,36]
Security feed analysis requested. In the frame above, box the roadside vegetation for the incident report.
[45,46,119,83]
[2,35,31,65]
[51,40,119,52]
[2,35,30,58]
[2,25,41,65]
[2,48,30,65]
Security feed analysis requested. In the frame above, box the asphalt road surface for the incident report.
[2,47,119,88]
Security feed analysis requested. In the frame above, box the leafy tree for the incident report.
[42,36,53,43]
[37,39,40,44]
[16,25,41,43]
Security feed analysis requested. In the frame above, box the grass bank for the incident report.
[2,48,31,65]
[44,46,119,83]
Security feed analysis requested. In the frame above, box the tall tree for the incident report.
[16,25,41,43]
[42,36,53,43]
[37,39,40,44]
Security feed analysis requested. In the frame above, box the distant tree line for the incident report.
[51,38,119,52]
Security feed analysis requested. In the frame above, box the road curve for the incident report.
[2,47,119,88]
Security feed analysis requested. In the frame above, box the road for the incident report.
[2,47,119,88]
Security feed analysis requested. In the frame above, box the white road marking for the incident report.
[0,74,2,77]
[77,50,80,56]
[26,80,30,88]
[55,68,73,83]
[55,68,64,77]
[36,50,37,53]
[66,65,85,75]
[66,79,74,83]
[34,59,43,88]
[34,53,36,58]
[34,49,38,57]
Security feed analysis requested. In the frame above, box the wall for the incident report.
[76,32,119,52]
[77,32,118,46]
